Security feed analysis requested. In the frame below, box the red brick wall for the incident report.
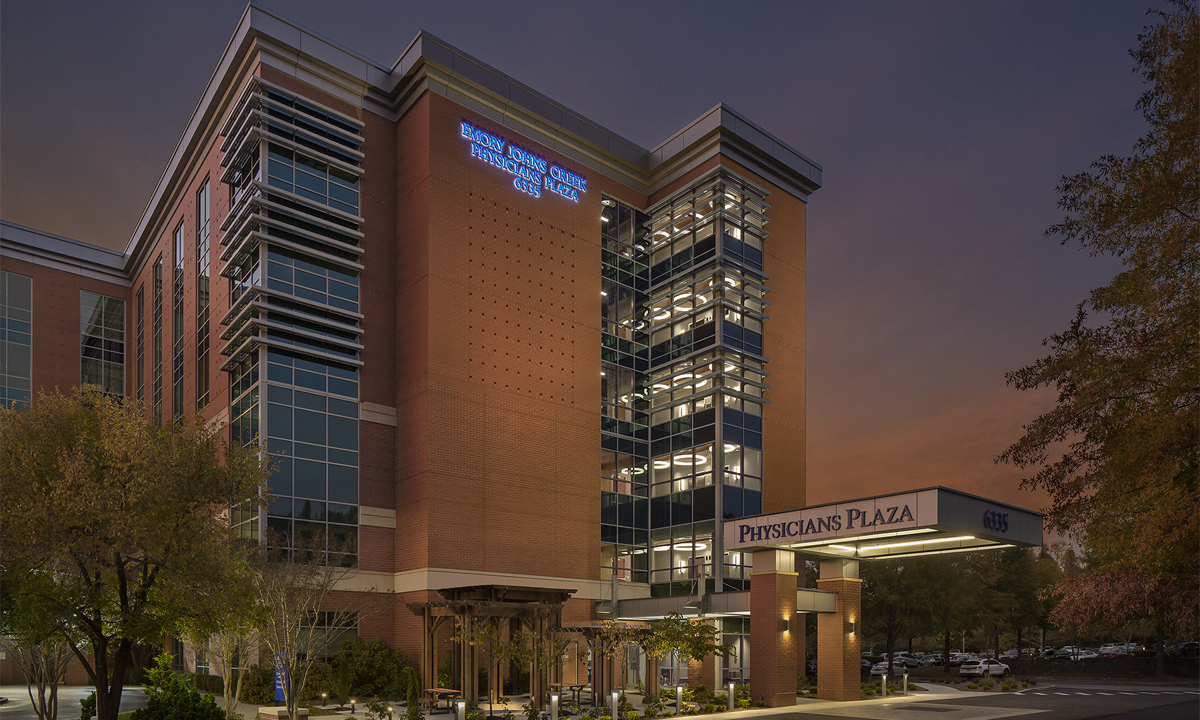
[2,257,129,399]
[749,571,799,706]
[815,577,861,701]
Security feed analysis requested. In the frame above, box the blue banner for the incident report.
[274,652,289,703]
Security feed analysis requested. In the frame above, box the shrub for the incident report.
[980,680,994,691]
[188,673,224,695]
[238,665,276,705]
[304,661,342,702]
[333,637,414,700]
[405,670,424,720]
[80,692,96,720]
[130,654,226,720]
[966,683,977,690]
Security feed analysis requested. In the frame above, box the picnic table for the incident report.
[424,688,462,713]
[548,683,587,705]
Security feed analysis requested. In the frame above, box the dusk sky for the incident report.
[1,1,1150,514]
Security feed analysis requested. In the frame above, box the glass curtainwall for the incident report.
[219,77,364,564]
[0,271,33,409]
[600,197,650,583]
[643,170,772,596]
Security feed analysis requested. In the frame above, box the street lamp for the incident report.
[321,693,328,707]
[350,699,357,715]
[388,706,394,720]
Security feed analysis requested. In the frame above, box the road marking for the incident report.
[1074,692,1091,695]
[1119,692,1138,695]
[1032,692,1046,696]
[1096,692,1114,695]
[1054,693,1070,696]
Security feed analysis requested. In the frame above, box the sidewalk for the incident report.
[309,683,972,719]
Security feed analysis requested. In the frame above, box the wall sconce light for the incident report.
[780,617,790,632]
[847,618,856,635]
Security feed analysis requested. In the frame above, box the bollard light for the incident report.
[676,685,683,714]
[388,706,394,720]
[457,701,466,720]
[611,691,619,720]
[321,693,328,707]
[902,672,909,696]
[550,694,559,720]
[880,674,886,696]
[350,700,357,715]
[727,683,735,712]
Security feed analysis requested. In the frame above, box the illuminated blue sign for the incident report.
[461,121,587,202]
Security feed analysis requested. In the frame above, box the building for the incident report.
[0,1,1043,704]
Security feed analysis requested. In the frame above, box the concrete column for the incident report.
[816,559,860,701]
[749,549,798,707]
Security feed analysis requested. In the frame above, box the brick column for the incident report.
[749,550,798,707]
[816,559,860,701]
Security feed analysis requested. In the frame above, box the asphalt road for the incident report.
[780,681,1200,720]
[0,686,146,720]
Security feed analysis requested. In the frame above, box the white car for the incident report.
[960,659,1010,678]
[1071,650,1098,661]
[920,654,944,667]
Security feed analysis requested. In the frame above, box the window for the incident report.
[153,257,163,422]
[172,221,185,419]
[80,291,125,396]
[135,286,145,403]
[196,180,211,408]
[0,271,33,409]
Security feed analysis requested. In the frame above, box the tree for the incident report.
[0,390,271,720]
[627,614,729,702]
[861,560,938,674]
[180,541,265,719]
[0,633,74,720]
[997,0,1199,666]
[912,555,974,675]
[254,534,390,718]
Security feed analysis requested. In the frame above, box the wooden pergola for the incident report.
[407,585,575,709]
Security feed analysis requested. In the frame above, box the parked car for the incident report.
[890,652,920,668]
[1054,646,1081,659]
[1000,649,1019,660]
[1071,650,1098,661]
[920,654,944,667]
[1098,647,1128,658]
[947,653,971,667]
[806,657,874,678]
[960,659,1010,678]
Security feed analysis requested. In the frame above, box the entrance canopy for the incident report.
[723,486,1042,560]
